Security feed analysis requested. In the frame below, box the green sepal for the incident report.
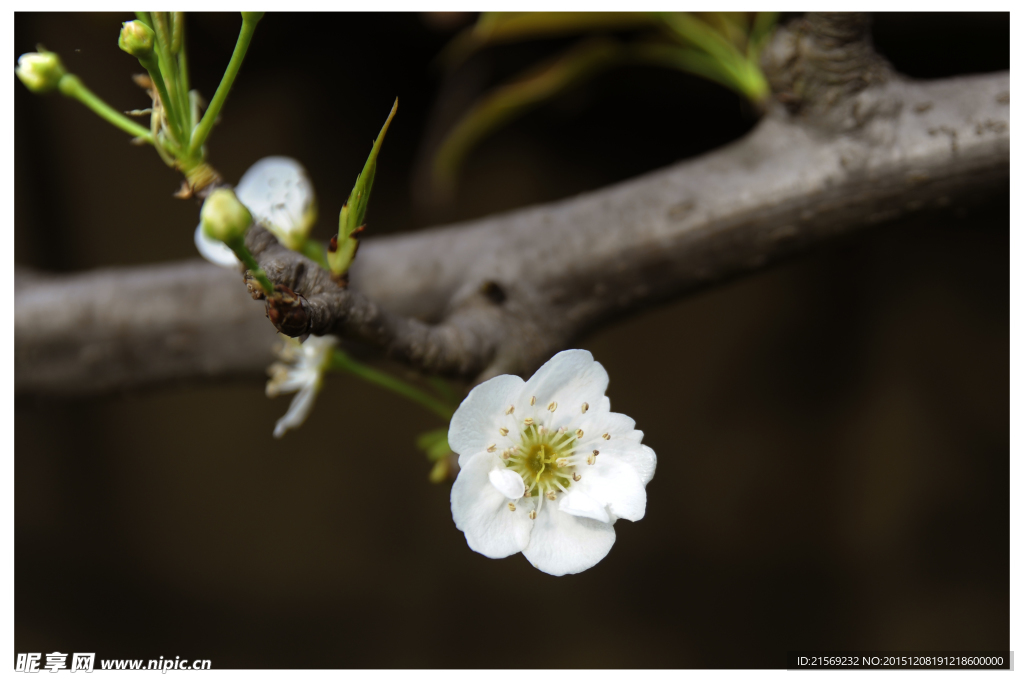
[416,427,453,461]
[328,98,398,276]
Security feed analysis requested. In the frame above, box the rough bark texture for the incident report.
[15,13,1010,396]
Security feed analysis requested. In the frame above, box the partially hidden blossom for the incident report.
[195,156,317,267]
[265,334,337,439]
[449,349,656,576]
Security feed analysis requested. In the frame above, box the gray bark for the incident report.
[15,14,1010,396]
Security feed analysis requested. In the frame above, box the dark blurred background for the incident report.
[15,12,1008,668]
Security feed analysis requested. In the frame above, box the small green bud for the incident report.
[201,188,253,244]
[118,20,155,59]
[15,49,66,93]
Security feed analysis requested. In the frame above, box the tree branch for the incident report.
[15,14,1009,396]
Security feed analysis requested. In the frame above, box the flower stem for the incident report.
[189,13,261,155]
[226,236,276,296]
[329,349,456,421]
[56,74,153,143]
[149,13,187,145]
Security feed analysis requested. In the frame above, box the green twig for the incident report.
[329,350,456,421]
[189,13,261,155]
[227,236,276,296]
[150,12,186,144]
[57,75,153,143]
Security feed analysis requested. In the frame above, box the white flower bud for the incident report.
[118,21,156,59]
[200,188,252,244]
[15,50,66,93]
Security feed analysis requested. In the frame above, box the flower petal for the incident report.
[448,374,525,467]
[451,452,533,559]
[522,508,616,576]
[595,438,657,487]
[575,453,647,521]
[559,488,611,523]
[516,350,609,422]
[236,156,316,245]
[489,468,525,500]
[273,382,319,438]
[578,409,637,440]
[194,224,241,268]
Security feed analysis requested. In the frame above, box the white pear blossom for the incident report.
[449,349,656,575]
[195,156,317,267]
[265,334,337,439]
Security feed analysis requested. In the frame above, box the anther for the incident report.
[602,433,611,440]
[528,510,537,519]
[499,427,509,436]
[524,417,534,426]
[575,428,584,438]
[587,454,596,465]
[530,396,536,406]
[548,401,557,412]
[581,402,589,413]
[508,503,516,512]
[592,449,600,456]
[523,489,532,497]
[538,426,547,434]
[573,473,581,482]
[556,458,568,468]
[546,491,557,501]
[559,426,568,433]
[501,449,511,460]
[487,444,496,453]
[505,405,515,415]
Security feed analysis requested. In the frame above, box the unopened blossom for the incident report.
[266,334,337,439]
[195,156,317,267]
[16,50,66,93]
[449,349,656,575]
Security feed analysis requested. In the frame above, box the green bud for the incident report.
[201,188,253,244]
[15,49,66,93]
[118,20,155,59]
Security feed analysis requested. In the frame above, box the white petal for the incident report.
[488,468,525,500]
[236,156,316,243]
[517,350,609,421]
[194,224,241,268]
[522,507,616,576]
[273,382,319,438]
[596,438,657,487]
[266,366,310,396]
[575,453,647,521]
[578,409,637,440]
[559,488,611,523]
[451,452,532,559]
[448,374,525,467]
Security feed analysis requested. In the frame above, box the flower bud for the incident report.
[201,188,252,244]
[118,20,155,59]
[15,50,66,93]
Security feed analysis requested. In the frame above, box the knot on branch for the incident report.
[243,224,501,380]
[762,12,892,129]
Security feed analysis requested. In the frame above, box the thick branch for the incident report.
[15,261,279,397]
[15,15,1009,396]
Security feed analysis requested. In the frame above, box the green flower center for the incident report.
[505,423,579,498]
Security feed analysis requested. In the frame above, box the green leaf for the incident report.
[440,11,661,70]
[431,38,622,197]
[329,98,398,276]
